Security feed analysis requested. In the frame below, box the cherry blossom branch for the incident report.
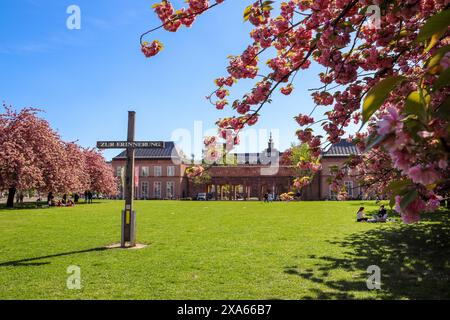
[140,1,223,45]
[236,0,362,131]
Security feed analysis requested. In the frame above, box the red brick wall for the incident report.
[188,165,295,200]
[112,156,359,201]
[188,157,359,200]
[111,159,188,199]
[319,157,361,200]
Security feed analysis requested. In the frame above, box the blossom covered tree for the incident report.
[0,104,117,207]
[141,0,449,223]
[61,142,90,194]
[83,148,118,195]
[0,105,67,207]
[280,143,322,190]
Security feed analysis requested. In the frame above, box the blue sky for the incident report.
[0,0,351,160]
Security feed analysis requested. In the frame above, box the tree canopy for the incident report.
[141,0,449,223]
[0,104,117,207]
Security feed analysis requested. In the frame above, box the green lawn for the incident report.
[0,200,449,300]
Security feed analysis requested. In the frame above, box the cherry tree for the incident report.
[62,142,90,193]
[83,148,118,196]
[280,143,322,190]
[0,105,70,207]
[141,0,449,223]
[0,105,117,207]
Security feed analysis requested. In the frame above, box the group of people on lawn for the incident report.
[45,192,76,207]
[356,205,390,223]
[263,192,275,202]
[45,191,96,207]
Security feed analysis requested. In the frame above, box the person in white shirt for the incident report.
[356,207,368,222]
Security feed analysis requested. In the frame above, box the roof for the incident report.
[112,139,359,162]
[322,140,359,157]
[232,150,281,165]
[112,142,182,160]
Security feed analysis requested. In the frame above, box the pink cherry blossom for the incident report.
[376,105,402,136]
[141,1,450,223]
[408,165,440,185]
[141,40,163,57]
[280,84,293,95]
[295,114,314,126]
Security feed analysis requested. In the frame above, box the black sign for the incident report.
[96,141,165,149]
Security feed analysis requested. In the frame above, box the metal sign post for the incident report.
[97,111,164,247]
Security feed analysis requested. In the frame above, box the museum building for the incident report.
[111,139,361,200]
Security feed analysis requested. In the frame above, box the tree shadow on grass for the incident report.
[0,201,102,211]
[0,247,108,267]
[284,211,450,299]
[346,201,388,205]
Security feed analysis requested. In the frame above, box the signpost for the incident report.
[97,111,164,248]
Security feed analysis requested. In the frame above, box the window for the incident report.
[167,166,175,176]
[329,186,337,200]
[141,182,149,199]
[116,166,122,177]
[328,165,337,175]
[344,181,353,198]
[154,182,161,199]
[154,166,162,177]
[141,166,149,177]
[166,181,175,199]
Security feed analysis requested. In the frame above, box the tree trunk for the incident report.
[6,187,16,208]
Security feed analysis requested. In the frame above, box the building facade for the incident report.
[317,141,362,200]
[112,142,190,199]
[110,139,361,200]
[189,138,361,200]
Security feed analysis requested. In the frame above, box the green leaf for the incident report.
[359,6,368,15]
[364,133,386,152]
[389,195,396,208]
[404,90,429,120]
[433,67,450,91]
[262,0,275,9]
[387,179,412,193]
[243,4,252,21]
[424,31,444,53]
[339,21,356,32]
[436,96,450,120]
[426,45,450,74]
[362,76,405,123]
[402,114,425,136]
[417,9,450,42]
[400,189,418,211]
[387,181,413,208]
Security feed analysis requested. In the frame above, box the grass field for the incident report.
[0,200,449,300]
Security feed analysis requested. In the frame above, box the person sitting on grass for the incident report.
[356,207,368,222]
[377,205,388,220]
[368,205,389,223]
